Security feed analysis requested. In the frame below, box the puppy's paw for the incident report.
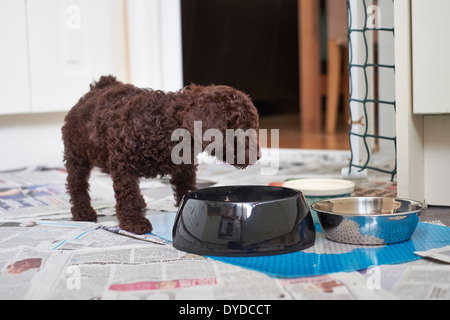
[72,207,97,222]
[119,217,153,235]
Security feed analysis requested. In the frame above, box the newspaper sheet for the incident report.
[0,218,395,300]
[23,243,390,300]
[0,169,115,219]
[415,245,450,264]
[1,218,449,300]
[0,150,447,300]
[0,220,96,251]
[98,222,171,246]
[360,262,450,300]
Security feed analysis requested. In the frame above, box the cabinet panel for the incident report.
[412,0,450,114]
[0,0,31,114]
[27,0,128,113]
[424,115,450,206]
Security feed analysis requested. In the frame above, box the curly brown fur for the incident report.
[62,75,260,234]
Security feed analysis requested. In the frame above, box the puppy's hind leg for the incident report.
[65,158,97,222]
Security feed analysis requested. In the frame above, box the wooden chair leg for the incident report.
[325,39,342,134]
[299,0,322,133]
[342,46,351,131]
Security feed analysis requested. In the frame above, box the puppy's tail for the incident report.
[90,75,120,90]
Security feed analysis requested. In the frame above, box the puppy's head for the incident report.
[182,85,261,168]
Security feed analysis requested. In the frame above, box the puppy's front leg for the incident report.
[111,171,152,234]
[170,164,197,206]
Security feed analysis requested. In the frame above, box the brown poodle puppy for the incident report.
[62,76,260,234]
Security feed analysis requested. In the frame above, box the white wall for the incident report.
[0,112,67,170]
[0,0,183,172]
[126,0,183,91]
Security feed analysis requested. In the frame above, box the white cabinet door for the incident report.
[27,0,128,113]
[0,0,31,114]
[412,0,450,114]
[424,115,450,206]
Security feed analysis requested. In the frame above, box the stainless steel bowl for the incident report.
[311,197,426,245]
[172,185,316,256]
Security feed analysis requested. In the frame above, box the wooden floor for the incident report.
[259,113,350,150]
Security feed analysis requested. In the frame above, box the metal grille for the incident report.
[347,0,397,181]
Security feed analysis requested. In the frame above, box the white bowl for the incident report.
[282,179,355,224]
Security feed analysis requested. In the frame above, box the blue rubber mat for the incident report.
[150,214,450,278]
[210,223,450,278]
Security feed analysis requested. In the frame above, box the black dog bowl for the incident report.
[172,185,315,257]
